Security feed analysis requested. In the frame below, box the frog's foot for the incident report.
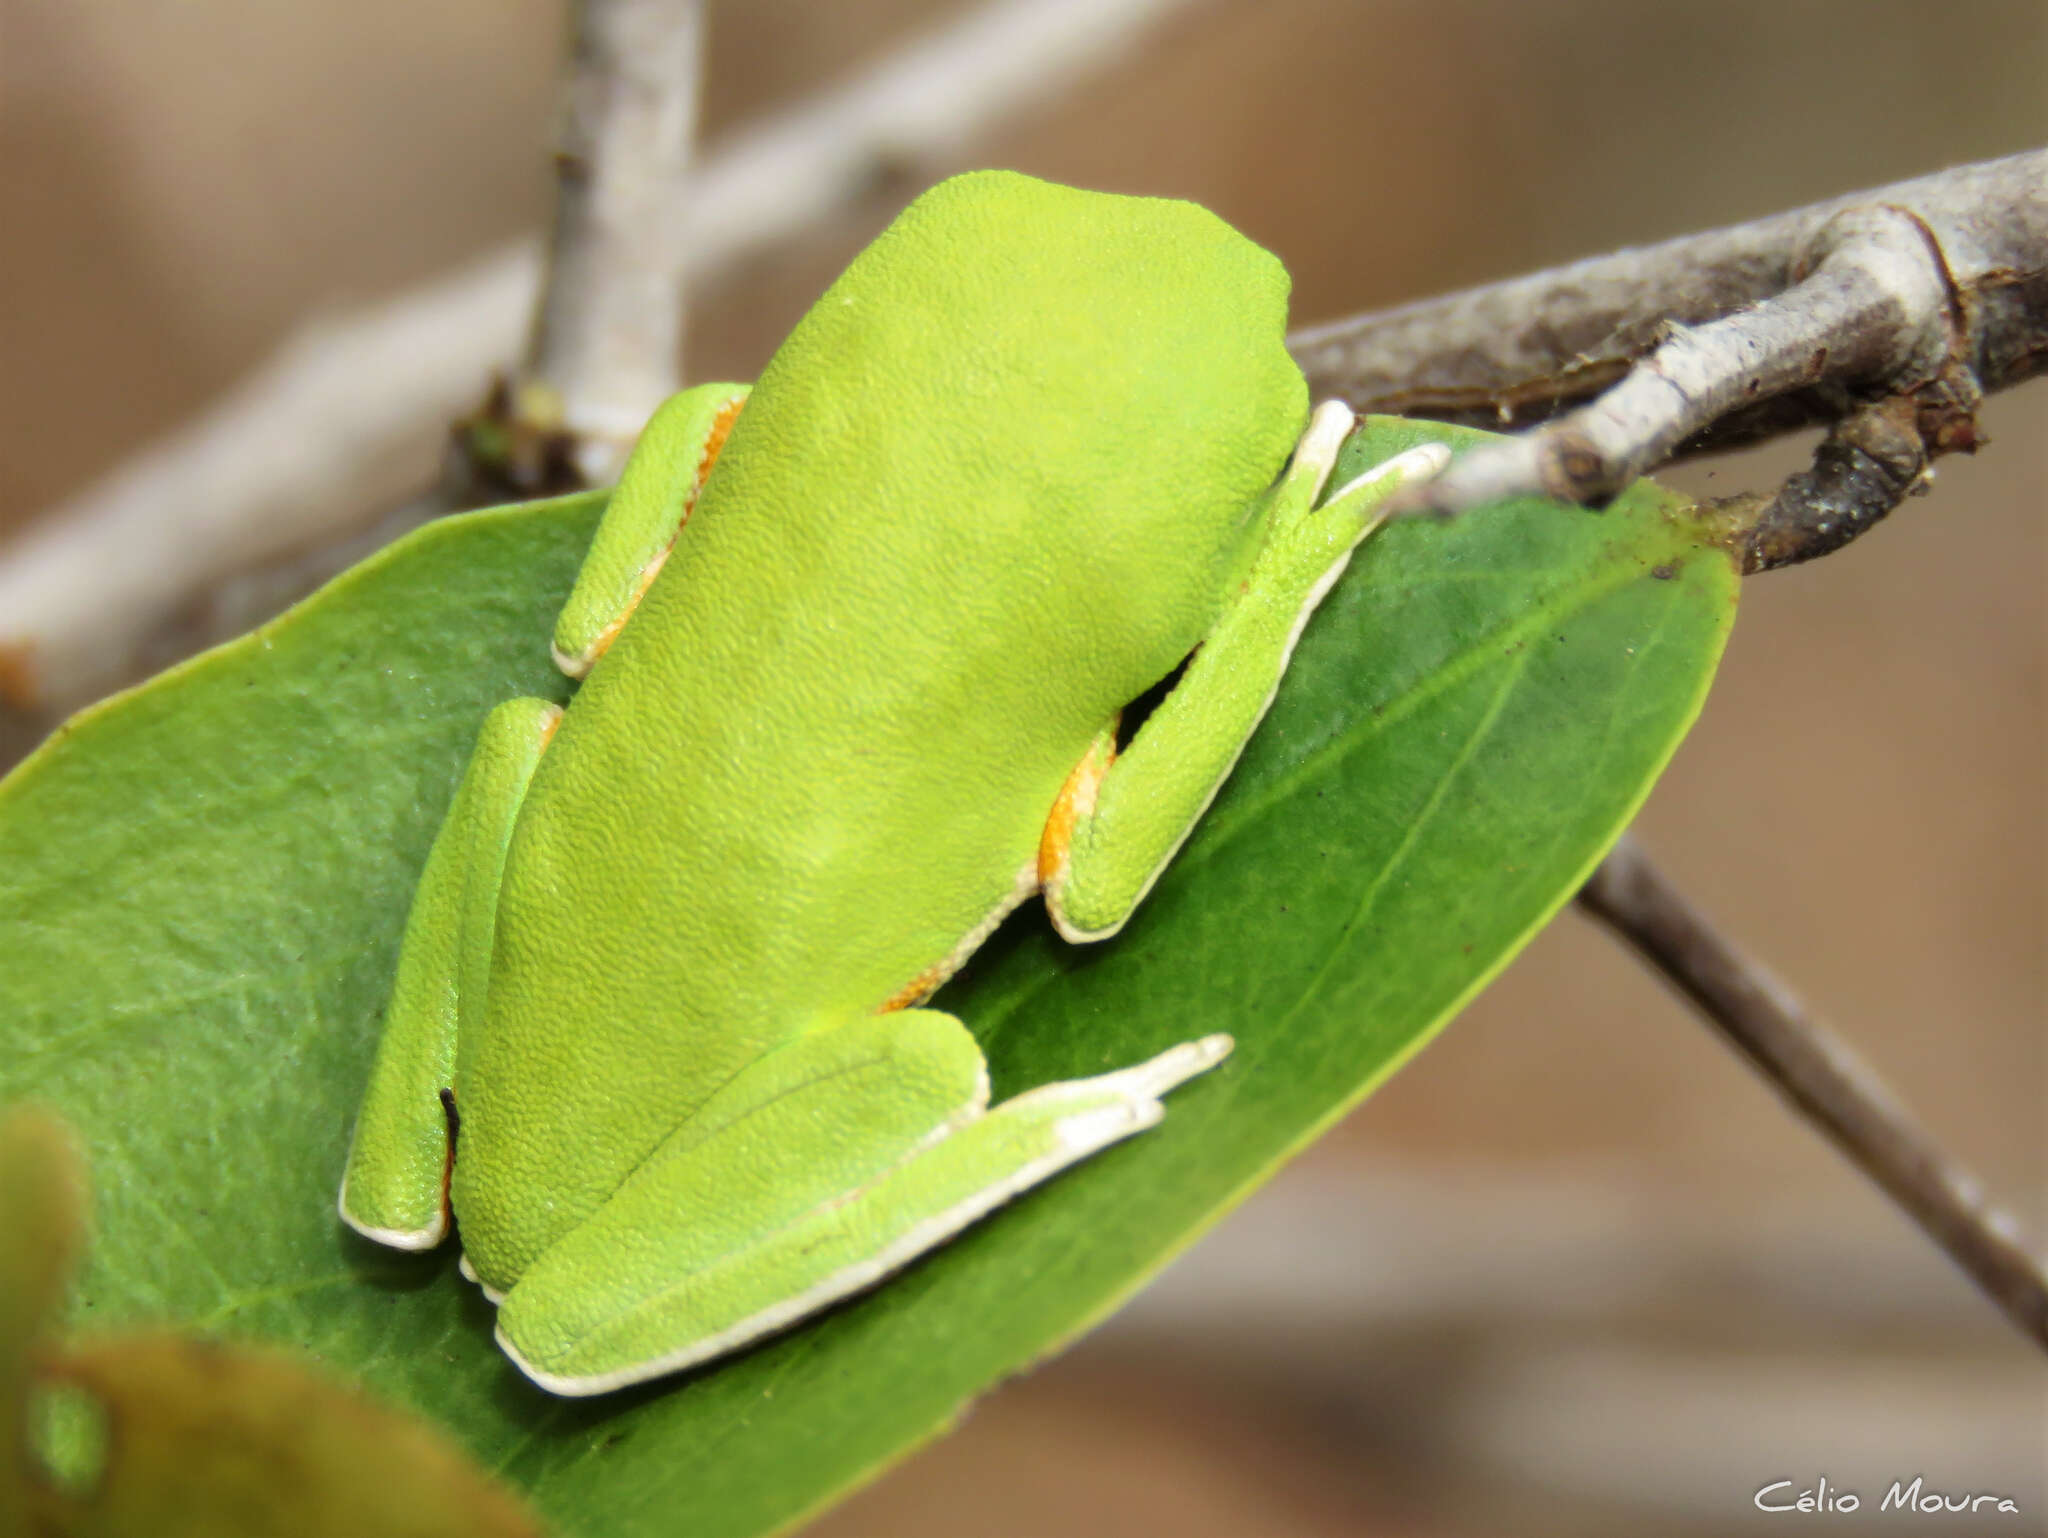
[458,1252,507,1305]
[490,1015,1230,1396]
[1269,401,1452,545]
[1271,399,1360,529]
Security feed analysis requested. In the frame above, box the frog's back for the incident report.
[468,173,1305,1256]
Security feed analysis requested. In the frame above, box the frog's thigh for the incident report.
[493,1015,1231,1396]
[1044,409,1450,943]
[338,696,559,1249]
[552,381,750,677]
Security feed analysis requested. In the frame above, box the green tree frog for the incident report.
[338,170,1447,1396]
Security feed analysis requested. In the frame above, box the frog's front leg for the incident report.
[550,380,749,677]
[338,696,559,1246]
[1043,405,1451,941]
[342,380,747,1244]
[491,1011,1227,1395]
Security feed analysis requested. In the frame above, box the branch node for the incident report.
[448,377,588,504]
[1726,394,1927,571]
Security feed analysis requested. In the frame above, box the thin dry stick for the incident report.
[678,0,1204,271]
[1402,205,1957,515]
[1291,150,2045,472]
[1293,149,2046,554]
[520,0,704,486]
[1577,833,2048,1352]
[0,0,1206,718]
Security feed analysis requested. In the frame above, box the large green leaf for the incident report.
[0,418,1736,1536]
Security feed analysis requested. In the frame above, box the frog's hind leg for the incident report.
[338,696,559,1249]
[1043,405,1451,942]
[550,381,749,677]
[492,1013,1230,1396]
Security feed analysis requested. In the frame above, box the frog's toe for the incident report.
[458,1251,509,1305]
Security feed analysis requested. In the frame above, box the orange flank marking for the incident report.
[537,703,565,751]
[1038,726,1117,888]
[579,392,749,669]
[581,548,668,667]
[697,392,744,487]
[875,859,1042,1016]
[879,964,947,1014]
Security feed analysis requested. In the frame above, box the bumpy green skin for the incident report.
[466,172,1298,1274]
[340,171,1444,1395]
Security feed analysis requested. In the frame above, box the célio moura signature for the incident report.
[1755,1475,2021,1516]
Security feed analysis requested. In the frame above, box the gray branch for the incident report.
[1290,149,2046,539]
[517,0,704,487]
[1577,833,2048,1353]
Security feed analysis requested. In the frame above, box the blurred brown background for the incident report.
[3,1,2043,1533]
